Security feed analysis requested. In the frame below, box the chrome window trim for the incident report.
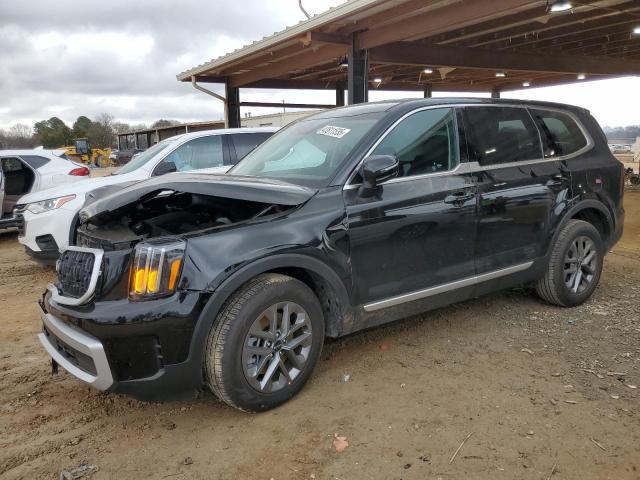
[37,303,114,390]
[343,103,594,190]
[364,261,533,312]
[49,246,104,306]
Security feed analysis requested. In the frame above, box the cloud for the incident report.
[0,0,638,130]
[0,0,346,129]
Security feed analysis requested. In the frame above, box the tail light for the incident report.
[69,167,90,176]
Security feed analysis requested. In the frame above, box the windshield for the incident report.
[229,113,382,187]
[115,140,173,175]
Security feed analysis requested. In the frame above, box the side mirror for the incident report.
[153,160,177,176]
[358,155,399,195]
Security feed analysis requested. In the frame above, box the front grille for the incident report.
[13,204,25,236]
[43,325,97,375]
[56,250,96,298]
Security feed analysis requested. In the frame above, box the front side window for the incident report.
[372,108,458,177]
[529,109,588,157]
[163,135,223,172]
[116,140,172,175]
[465,106,543,166]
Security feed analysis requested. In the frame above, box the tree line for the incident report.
[603,125,640,142]
[0,115,181,150]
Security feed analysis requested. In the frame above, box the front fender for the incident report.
[185,252,352,377]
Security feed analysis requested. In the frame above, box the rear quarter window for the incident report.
[529,109,588,157]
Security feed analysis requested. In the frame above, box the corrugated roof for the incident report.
[176,0,387,80]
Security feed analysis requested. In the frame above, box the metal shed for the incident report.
[177,0,640,127]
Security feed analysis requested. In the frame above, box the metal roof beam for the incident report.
[369,42,640,75]
[228,45,346,88]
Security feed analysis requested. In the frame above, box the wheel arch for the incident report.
[544,199,613,263]
[189,254,353,374]
[565,200,613,245]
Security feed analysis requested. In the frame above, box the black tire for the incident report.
[204,273,324,412]
[536,219,604,307]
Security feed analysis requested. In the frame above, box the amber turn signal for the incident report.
[129,239,185,300]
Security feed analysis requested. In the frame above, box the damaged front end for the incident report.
[39,173,317,398]
[76,173,314,252]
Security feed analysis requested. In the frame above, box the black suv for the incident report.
[39,99,624,412]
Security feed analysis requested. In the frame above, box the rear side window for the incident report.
[231,133,273,161]
[464,106,542,166]
[19,155,50,169]
[372,107,458,177]
[529,109,588,157]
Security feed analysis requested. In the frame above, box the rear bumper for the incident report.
[37,302,114,391]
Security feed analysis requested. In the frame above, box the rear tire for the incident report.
[536,219,603,307]
[204,273,324,412]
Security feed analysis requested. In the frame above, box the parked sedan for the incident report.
[0,150,89,229]
[17,128,277,263]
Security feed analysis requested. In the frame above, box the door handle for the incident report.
[444,190,475,205]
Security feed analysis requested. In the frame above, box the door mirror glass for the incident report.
[358,154,398,195]
[153,160,177,176]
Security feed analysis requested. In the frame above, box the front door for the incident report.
[463,105,571,274]
[345,107,477,308]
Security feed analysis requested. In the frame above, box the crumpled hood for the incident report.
[78,173,318,222]
[18,172,136,204]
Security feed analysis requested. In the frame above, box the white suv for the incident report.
[17,127,277,263]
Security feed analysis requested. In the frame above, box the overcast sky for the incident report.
[1,0,639,131]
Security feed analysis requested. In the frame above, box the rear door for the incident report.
[463,105,571,274]
[345,107,477,308]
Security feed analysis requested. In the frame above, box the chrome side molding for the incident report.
[364,262,534,312]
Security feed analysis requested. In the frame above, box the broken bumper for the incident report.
[37,303,114,391]
[39,287,209,400]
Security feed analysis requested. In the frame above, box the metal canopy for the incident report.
[177,0,640,113]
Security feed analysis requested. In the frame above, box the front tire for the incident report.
[536,219,604,307]
[204,273,324,412]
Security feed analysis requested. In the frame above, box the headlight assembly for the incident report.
[129,239,185,300]
[26,195,76,214]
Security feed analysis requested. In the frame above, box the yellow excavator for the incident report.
[61,138,112,167]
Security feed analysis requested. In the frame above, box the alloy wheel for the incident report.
[563,235,598,294]
[242,302,313,393]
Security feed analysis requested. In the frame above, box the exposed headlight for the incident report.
[129,238,185,300]
[26,195,76,214]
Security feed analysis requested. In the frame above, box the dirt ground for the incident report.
[1,192,639,480]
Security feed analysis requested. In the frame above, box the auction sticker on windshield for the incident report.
[316,126,351,139]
